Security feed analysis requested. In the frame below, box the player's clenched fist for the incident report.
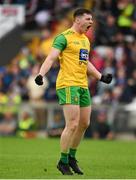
[100,74,112,84]
[35,74,43,85]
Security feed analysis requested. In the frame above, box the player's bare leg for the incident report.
[57,105,80,175]
[70,106,91,148]
[68,106,91,174]
[60,105,80,152]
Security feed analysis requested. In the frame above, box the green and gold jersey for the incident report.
[52,28,90,89]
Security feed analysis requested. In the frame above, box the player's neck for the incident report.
[71,24,83,35]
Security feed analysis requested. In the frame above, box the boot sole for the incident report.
[69,165,84,175]
[57,165,73,175]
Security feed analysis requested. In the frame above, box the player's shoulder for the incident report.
[83,34,90,44]
[53,29,71,40]
[61,28,75,37]
[83,34,89,40]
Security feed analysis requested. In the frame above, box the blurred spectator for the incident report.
[17,111,36,138]
[120,69,136,103]
[0,88,21,114]
[55,0,73,18]
[111,86,123,105]
[95,13,119,45]
[0,75,4,93]
[48,110,64,137]
[0,111,17,136]
[38,28,54,58]
[92,109,114,139]
[17,77,29,101]
[0,92,8,105]
[115,68,126,87]
[2,66,15,93]
[26,64,48,129]
[101,89,112,104]
[35,10,51,29]
[126,40,136,77]
[114,38,125,62]
[44,62,59,101]
[117,0,136,35]
[19,47,36,71]
[26,64,48,102]
[99,0,119,16]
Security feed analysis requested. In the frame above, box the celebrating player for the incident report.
[35,8,112,175]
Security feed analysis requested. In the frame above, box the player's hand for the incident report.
[100,74,112,84]
[35,75,43,85]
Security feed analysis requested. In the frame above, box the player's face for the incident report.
[78,13,93,33]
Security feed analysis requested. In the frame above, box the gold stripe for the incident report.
[65,87,71,104]
[65,87,68,103]
[68,87,71,103]
[67,87,70,103]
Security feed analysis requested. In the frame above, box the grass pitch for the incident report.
[0,137,136,179]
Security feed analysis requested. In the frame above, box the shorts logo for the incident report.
[79,49,89,61]
[74,96,78,102]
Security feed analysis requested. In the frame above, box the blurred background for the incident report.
[0,0,136,140]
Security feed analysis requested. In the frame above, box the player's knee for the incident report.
[69,121,78,132]
[80,120,90,130]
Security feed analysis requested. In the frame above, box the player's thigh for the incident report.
[63,105,80,126]
[79,106,92,128]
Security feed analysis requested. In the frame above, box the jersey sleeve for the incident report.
[52,34,67,51]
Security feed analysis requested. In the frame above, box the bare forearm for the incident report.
[87,61,113,84]
[87,61,101,80]
[35,48,60,86]
[39,57,54,76]
[38,48,60,76]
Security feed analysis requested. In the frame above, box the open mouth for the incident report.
[87,25,91,30]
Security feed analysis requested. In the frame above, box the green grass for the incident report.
[0,137,136,179]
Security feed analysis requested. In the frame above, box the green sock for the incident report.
[60,152,68,164]
[69,148,77,158]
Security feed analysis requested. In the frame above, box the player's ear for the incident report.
[75,17,80,24]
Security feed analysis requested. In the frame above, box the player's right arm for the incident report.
[35,34,67,85]
[39,47,60,76]
[35,48,60,85]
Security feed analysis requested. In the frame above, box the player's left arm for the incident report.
[87,61,112,84]
[87,61,101,80]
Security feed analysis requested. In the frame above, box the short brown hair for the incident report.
[73,8,92,18]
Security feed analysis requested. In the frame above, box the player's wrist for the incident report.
[38,74,43,78]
